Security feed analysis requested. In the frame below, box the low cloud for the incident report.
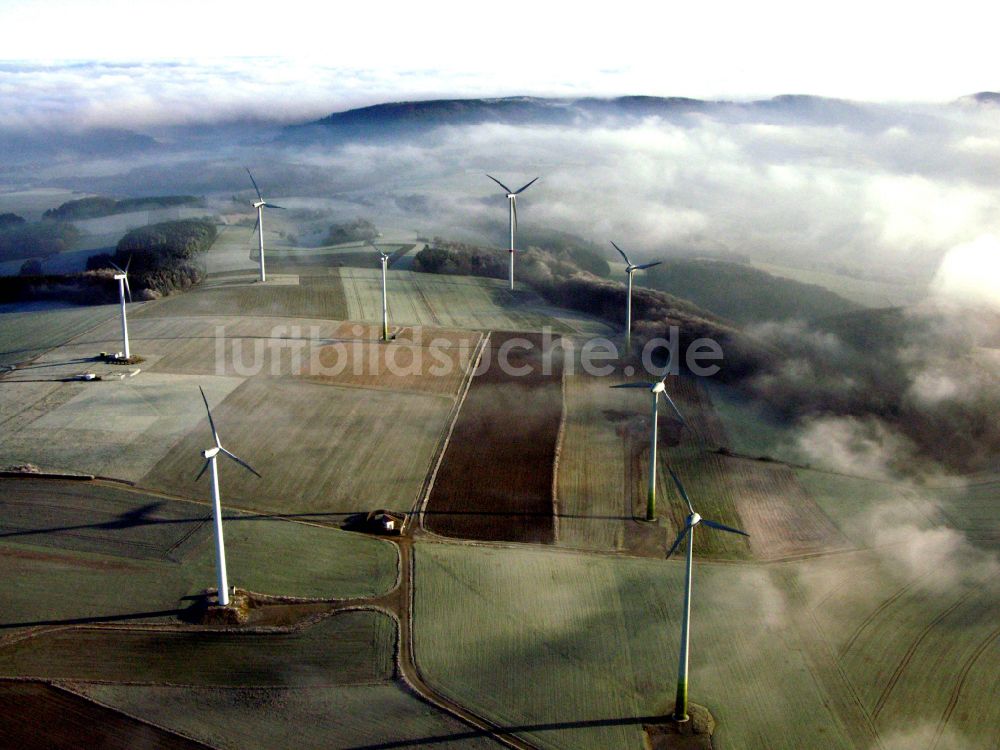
[931,234,1000,309]
[4,64,1000,285]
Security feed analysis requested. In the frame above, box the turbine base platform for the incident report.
[200,588,252,627]
[643,703,715,749]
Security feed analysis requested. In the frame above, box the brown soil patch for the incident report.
[644,703,715,749]
[0,682,209,749]
[425,332,563,543]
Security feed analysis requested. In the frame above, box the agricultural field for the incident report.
[267,241,413,271]
[0,479,398,636]
[301,329,481,397]
[425,332,563,543]
[2,219,995,750]
[0,303,119,366]
[413,542,858,750]
[133,280,349,321]
[0,609,395,686]
[665,453,849,560]
[74,682,500,750]
[781,546,1000,748]
[202,224,282,276]
[0,682,207,750]
[141,377,452,520]
[0,373,245,482]
[338,266,611,334]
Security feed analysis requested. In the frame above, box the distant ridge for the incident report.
[964,91,1000,105]
[282,94,888,143]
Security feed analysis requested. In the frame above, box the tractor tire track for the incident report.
[871,591,973,720]
[931,624,1000,749]
[839,573,930,657]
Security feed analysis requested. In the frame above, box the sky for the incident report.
[0,0,997,122]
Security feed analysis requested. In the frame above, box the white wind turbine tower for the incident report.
[665,466,749,723]
[612,375,686,521]
[195,386,261,607]
[370,241,391,341]
[611,241,661,353]
[108,257,132,360]
[246,168,286,283]
[486,174,539,291]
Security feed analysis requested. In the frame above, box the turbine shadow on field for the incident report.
[344,713,671,749]
[0,606,191,630]
[0,501,206,541]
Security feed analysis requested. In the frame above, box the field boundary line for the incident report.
[550,349,567,545]
[410,331,488,534]
[396,541,541,750]
[49,681,218,749]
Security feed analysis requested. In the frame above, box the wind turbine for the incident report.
[611,241,661,354]
[370,241,391,341]
[195,386,261,607]
[612,375,686,520]
[108,257,132,360]
[486,174,539,292]
[246,168,286,283]
[666,467,749,723]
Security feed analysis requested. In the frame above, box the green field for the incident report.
[75,682,499,749]
[0,609,394,686]
[339,267,611,334]
[0,304,119,366]
[0,374,245,481]
[414,542,856,750]
[141,377,451,519]
[134,281,350,321]
[0,479,399,639]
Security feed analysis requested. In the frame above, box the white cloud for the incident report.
[931,234,1000,309]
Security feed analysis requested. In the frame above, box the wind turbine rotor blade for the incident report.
[195,458,211,482]
[221,447,262,478]
[610,241,631,265]
[246,167,263,202]
[108,260,125,275]
[123,275,132,303]
[198,386,221,448]
[514,176,539,194]
[250,215,260,238]
[636,261,662,270]
[265,204,287,210]
[611,382,657,389]
[666,524,691,559]
[667,466,696,515]
[486,174,512,193]
[512,198,518,237]
[659,390,686,425]
[124,254,132,274]
[701,518,750,537]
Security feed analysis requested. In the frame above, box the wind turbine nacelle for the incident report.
[252,201,266,209]
[203,446,221,459]
[652,381,666,394]
[690,512,702,525]
[113,274,127,281]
